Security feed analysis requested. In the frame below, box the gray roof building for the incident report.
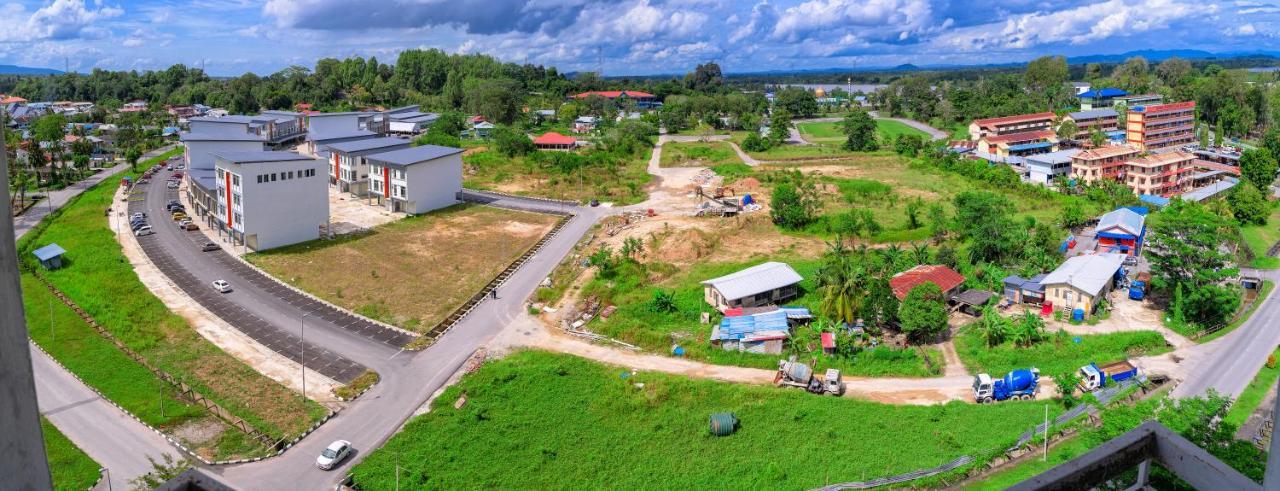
[1096,208,1145,237]
[1041,253,1125,297]
[364,145,464,167]
[701,262,803,303]
[213,151,317,164]
[326,136,412,155]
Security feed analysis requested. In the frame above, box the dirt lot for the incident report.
[249,204,559,332]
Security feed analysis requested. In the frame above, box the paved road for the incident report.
[213,193,608,489]
[13,145,185,490]
[1172,268,1280,400]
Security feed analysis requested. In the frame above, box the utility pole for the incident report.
[1043,404,1049,462]
[0,124,55,490]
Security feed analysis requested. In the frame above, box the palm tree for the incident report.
[1012,311,1046,347]
[817,237,865,325]
[974,306,1010,347]
[909,242,930,266]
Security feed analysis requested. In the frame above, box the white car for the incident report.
[134,225,153,236]
[316,440,352,470]
[211,279,232,293]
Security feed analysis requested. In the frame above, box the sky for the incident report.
[0,0,1277,77]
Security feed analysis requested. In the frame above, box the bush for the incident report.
[493,126,535,157]
[898,283,947,343]
[770,182,819,230]
[741,132,772,152]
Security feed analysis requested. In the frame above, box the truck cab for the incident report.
[973,373,994,403]
[1079,364,1104,392]
[1078,361,1139,392]
[974,368,1040,403]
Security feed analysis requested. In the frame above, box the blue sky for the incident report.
[1,0,1278,76]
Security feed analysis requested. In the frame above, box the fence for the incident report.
[27,268,279,450]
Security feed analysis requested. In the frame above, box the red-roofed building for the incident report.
[533,132,577,150]
[889,265,966,301]
[1126,101,1195,151]
[976,129,1059,158]
[467,115,486,125]
[969,112,1055,141]
[1,95,28,105]
[569,90,659,108]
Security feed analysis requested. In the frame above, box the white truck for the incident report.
[775,360,844,396]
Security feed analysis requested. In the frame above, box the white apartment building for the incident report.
[325,137,412,196]
[212,151,329,251]
[366,145,464,215]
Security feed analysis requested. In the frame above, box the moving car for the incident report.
[201,242,220,252]
[211,279,231,293]
[316,440,352,470]
[134,225,153,236]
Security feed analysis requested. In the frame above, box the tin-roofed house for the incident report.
[1094,208,1147,256]
[1041,253,1126,316]
[701,262,803,312]
[365,145,464,214]
[889,265,966,301]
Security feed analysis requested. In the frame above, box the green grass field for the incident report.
[795,120,929,143]
[953,329,1171,377]
[42,417,102,491]
[16,153,327,457]
[463,149,652,205]
[659,141,742,167]
[585,257,940,377]
[350,350,1058,490]
[1224,348,1280,429]
[1240,203,1280,269]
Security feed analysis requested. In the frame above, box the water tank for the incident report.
[709,412,738,436]
[1072,309,1085,322]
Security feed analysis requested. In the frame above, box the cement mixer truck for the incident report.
[775,359,844,396]
[973,368,1040,403]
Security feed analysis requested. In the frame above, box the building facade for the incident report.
[1025,149,1081,185]
[977,129,1059,158]
[212,151,328,251]
[325,137,412,196]
[1064,108,1120,137]
[1126,101,1196,151]
[1124,151,1196,196]
[968,112,1056,140]
[366,145,464,215]
[1070,145,1142,185]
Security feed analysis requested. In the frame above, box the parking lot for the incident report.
[126,159,412,383]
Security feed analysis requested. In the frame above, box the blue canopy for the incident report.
[32,243,66,261]
[1078,88,1127,99]
[1008,142,1053,152]
[1139,194,1170,207]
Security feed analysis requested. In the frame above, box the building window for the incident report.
[233,213,242,224]
[232,194,241,205]
[232,175,240,186]
[257,175,264,184]
[271,173,277,182]
[288,171,294,179]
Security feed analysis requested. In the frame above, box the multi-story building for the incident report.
[325,137,412,196]
[187,111,306,148]
[1116,93,1164,108]
[1124,151,1196,196]
[968,112,1056,140]
[1024,149,1081,185]
[181,129,269,221]
[212,151,328,251]
[366,145,464,215]
[1063,108,1120,139]
[1077,88,1127,110]
[1070,145,1142,185]
[1126,101,1196,151]
[976,129,1059,158]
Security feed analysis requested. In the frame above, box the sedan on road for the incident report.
[316,440,352,470]
[134,225,154,236]
[211,279,232,293]
[201,242,220,252]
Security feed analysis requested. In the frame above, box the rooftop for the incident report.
[307,128,377,141]
[533,132,577,145]
[1131,101,1196,114]
[213,151,317,164]
[1077,87,1127,99]
[701,262,803,302]
[570,90,657,99]
[983,129,1056,144]
[1068,108,1119,120]
[32,243,65,261]
[1074,145,1141,161]
[1182,176,1240,202]
[1040,253,1125,297]
[1096,208,1145,237]
[1128,151,1195,167]
[179,128,265,142]
[972,112,1055,129]
[326,136,412,154]
[1025,149,1082,166]
[365,145,464,167]
[889,265,965,300]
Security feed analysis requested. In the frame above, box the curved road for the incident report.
[1171,268,1280,400]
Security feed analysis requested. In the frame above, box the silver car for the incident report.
[316,440,351,470]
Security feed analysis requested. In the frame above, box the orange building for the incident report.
[1126,101,1196,151]
[1070,145,1141,185]
[1123,151,1196,196]
[968,112,1055,141]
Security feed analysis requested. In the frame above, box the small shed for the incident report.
[953,289,995,316]
[32,243,66,270]
[820,332,836,355]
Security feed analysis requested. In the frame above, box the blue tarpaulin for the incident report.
[1007,142,1053,152]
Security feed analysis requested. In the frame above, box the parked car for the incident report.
[131,212,147,220]
[166,182,179,189]
[134,225,153,236]
[316,440,352,470]
[211,279,231,293]
[166,165,174,171]
[183,222,199,231]
[201,242,220,252]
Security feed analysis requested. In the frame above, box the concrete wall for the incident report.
[222,159,329,251]
[308,114,366,135]
[184,140,265,171]
[189,120,248,134]
[401,153,463,214]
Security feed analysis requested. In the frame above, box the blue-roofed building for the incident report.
[32,243,66,270]
[365,145,464,214]
[1003,273,1048,304]
[709,306,812,354]
[1094,208,1146,256]
[1078,88,1127,110]
[1139,194,1171,208]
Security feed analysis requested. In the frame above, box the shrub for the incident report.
[741,132,771,152]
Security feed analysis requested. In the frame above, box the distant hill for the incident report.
[0,64,63,75]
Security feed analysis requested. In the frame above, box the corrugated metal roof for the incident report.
[1182,177,1239,202]
[712,309,791,341]
[889,265,965,300]
[1096,208,1145,237]
[326,137,412,154]
[307,129,377,141]
[1068,108,1119,120]
[213,151,317,164]
[1041,253,1125,296]
[701,262,803,302]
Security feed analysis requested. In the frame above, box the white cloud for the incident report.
[771,0,936,42]
[933,0,1201,51]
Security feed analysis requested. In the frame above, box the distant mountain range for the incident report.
[0,64,62,75]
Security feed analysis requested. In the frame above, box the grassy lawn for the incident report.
[16,156,327,455]
[248,204,558,332]
[462,149,652,205]
[586,257,941,377]
[796,120,928,144]
[961,430,1094,489]
[659,141,742,168]
[730,131,858,161]
[1224,347,1280,429]
[1240,202,1280,269]
[350,350,1056,490]
[42,417,102,491]
[953,328,1171,377]
[757,153,1094,243]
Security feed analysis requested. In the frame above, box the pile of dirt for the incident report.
[651,228,720,264]
[734,177,762,191]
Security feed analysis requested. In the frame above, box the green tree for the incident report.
[1146,200,1241,327]
[1011,310,1046,347]
[840,109,879,151]
[775,87,818,118]
[770,181,818,229]
[1228,183,1269,225]
[905,197,923,229]
[492,125,534,157]
[125,146,142,173]
[741,133,771,152]
[1024,55,1069,110]
[1238,148,1278,192]
[1056,118,1078,141]
[1054,371,1081,408]
[974,306,1010,347]
[816,242,866,325]
[898,283,948,343]
[768,109,792,146]
[926,202,949,243]
[1058,200,1087,229]
[953,191,1018,264]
